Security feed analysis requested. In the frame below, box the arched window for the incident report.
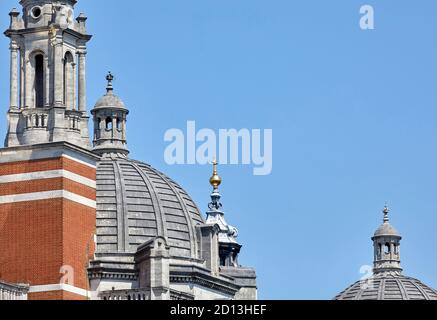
[105,117,113,130]
[34,54,44,108]
[384,243,390,254]
[116,117,121,130]
[63,52,75,109]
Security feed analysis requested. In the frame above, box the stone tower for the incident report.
[5,0,91,148]
[0,0,98,300]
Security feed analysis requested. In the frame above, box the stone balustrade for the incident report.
[0,281,29,300]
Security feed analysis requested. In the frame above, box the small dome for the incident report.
[93,71,127,111]
[373,222,400,237]
[94,92,127,110]
[95,155,205,259]
[335,272,437,300]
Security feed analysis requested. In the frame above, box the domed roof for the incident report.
[93,72,127,111]
[95,155,205,259]
[335,272,437,300]
[94,92,127,110]
[373,222,400,237]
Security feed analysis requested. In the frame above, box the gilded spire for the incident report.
[209,159,222,189]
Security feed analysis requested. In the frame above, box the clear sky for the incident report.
[1,0,437,300]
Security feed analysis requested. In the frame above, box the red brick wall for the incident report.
[0,157,95,179]
[29,290,86,300]
[0,178,95,200]
[0,156,96,300]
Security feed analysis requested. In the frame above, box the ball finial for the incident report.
[209,159,222,189]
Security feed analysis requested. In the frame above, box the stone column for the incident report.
[77,50,87,111]
[122,118,126,140]
[72,62,77,110]
[53,38,64,106]
[44,56,50,106]
[9,41,19,110]
[24,56,32,108]
[20,48,24,108]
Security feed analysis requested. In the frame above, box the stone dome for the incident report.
[95,154,205,259]
[93,72,127,110]
[373,222,400,238]
[94,92,127,110]
[335,272,437,300]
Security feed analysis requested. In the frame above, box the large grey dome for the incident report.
[95,155,205,259]
[335,272,437,300]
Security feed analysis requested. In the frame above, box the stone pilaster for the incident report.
[78,50,87,111]
[53,36,64,106]
[9,41,19,110]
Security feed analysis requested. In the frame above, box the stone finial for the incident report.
[76,13,87,33]
[383,205,389,223]
[9,8,21,30]
[106,72,114,93]
[9,8,20,17]
[76,12,87,22]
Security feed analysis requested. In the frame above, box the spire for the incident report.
[208,160,223,211]
[205,162,241,267]
[372,206,402,274]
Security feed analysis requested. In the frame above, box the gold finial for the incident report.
[209,159,222,189]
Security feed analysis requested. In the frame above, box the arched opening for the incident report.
[105,117,113,130]
[384,243,390,254]
[116,117,121,130]
[63,52,75,109]
[34,54,44,108]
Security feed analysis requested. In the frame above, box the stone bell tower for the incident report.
[0,0,98,300]
[4,0,91,148]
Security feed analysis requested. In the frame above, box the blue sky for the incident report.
[1,0,437,299]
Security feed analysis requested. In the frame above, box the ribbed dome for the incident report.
[95,155,205,259]
[335,272,437,300]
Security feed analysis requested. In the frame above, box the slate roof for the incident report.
[95,155,205,259]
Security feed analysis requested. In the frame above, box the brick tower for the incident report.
[0,0,98,300]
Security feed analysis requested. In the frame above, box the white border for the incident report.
[0,190,96,208]
[0,169,96,188]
